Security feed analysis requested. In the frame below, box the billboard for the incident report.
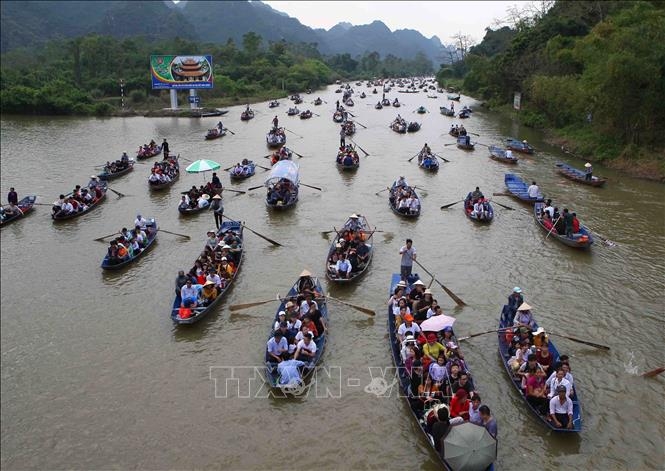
[513,91,521,111]
[150,55,213,90]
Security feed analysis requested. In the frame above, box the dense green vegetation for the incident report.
[0,33,432,115]
[456,1,665,176]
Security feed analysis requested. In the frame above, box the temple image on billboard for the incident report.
[172,57,211,82]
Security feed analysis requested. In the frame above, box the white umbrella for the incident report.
[442,422,497,470]
[420,314,456,332]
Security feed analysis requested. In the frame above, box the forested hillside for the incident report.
[455,1,665,177]
[0,33,431,115]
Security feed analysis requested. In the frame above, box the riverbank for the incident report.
[477,102,665,182]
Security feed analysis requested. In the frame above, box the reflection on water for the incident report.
[1,84,664,470]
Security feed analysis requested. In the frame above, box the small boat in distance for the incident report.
[101,218,158,270]
[0,195,36,227]
[555,162,607,187]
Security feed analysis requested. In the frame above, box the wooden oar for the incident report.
[221,214,283,247]
[107,187,125,198]
[641,366,665,378]
[256,164,271,171]
[544,216,562,242]
[458,327,514,341]
[223,128,236,135]
[349,139,369,156]
[158,228,191,239]
[94,232,118,242]
[474,142,490,148]
[301,183,322,191]
[443,143,457,146]
[547,332,610,351]
[469,132,480,136]
[230,296,281,311]
[433,153,450,163]
[440,200,463,209]
[247,184,264,191]
[408,152,420,162]
[593,232,617,247]
[413,259,467,307]
[326,295,375,316]
[492,200,514,211]
[375,187,390,196]
[284,128,303,138]
[224,188,247,195]
[493,192,511,197]
[291,149,306,158]
[354,121,368,129]
[34,202,57,207]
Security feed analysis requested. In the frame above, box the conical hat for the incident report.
[299,269,312,277]
[517,302,532,311]
[584,162,592,167]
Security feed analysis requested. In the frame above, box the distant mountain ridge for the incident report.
[0,0,450,63]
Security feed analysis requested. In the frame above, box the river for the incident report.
[1,84,664,470]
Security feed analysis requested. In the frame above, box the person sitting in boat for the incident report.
[458,125,467,136]
[471,187,484,202]
[517,353,546,390]
[334,252,353,279]
[80,188,93,203]
[505,148,514,159]
[116,239,129,260]
[198,280,218,307]
[513,302,536,329]
[267,331,289,363]
[180,279,201,308]
[107,240,120,264]
[209,172,222,189]
[294,331,317,363]
[398,314,421,343]
[471,199,486,219]
[88,175,100,189]
[449,388,471,420]
[132,227,145,248]
[178,196,189,211]
[197,194,210,209]
[120,152,129,165]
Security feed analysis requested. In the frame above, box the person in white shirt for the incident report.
[527,181,540,199]
[61,199,74,214]
[273,311,287,331]
[468,395,483,425]
[505,149,514,159]
[426,303,441,319]
[206,270,223,289]
[549,385,574,429]
[197,194,210,209]
[409,195,420,214]
[543,199,554,218]
[472,200,485,219]
[287,314,302,332]
[546,368,573,398]
[335,253,353,278]
[294,332,317,361]
[266,332,289,363]
[397,314,421,342]
[134,214,147,230]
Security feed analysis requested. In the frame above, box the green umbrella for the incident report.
[185,159,221,173]
[441,422,497,470]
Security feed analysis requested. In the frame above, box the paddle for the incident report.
[544,216,562,242]
[223,188,247,195]
[376,187,390,196]
[247,184,264,191]
[230,295,281,311]
[256,164,272,171]
[94,232,118,242]
[433,153,450,163]
[34,202,57,207]
[349,139,369,156]
[326,295,375,316]
[443,143,457,147]
[457,327,515,341]
[301,183,322,191]
[469,132,480,137]
[408,152,420,162]
[492,200,515,211]
[413,259,466,307]
[593,232,617,247]
[474,142,490,148]
[354,121,368,129]
[641,366,665,378]
[547,332,610,351]
[108,187,125,198]
[312,112,321,117]
[221,213,283,247]
[291,149,306,158]
[223,128,236,135]
[493,192,511,197]
[158,228,191,239]
[284,128,303,138]
[440,200,463,209]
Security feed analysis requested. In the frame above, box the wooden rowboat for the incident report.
[388,273,497,469]
[97,161,135,180]
[101,218,158,270]
[504,173,544,203]
[498,304,582,432]
[171,220,243,325]
[489,146,518,164]
[52,183,107,221]
[0,195,36,227]
[389,179,420,218]
[324,215,374,283]
[464,193,494,223]
[534,201,593,249]
[555,162,607,187]
[136,145,162,160]
[264,270,328,391]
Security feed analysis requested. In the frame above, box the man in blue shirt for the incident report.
[266,331,288,363]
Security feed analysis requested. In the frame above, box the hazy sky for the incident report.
[262,1,533,44]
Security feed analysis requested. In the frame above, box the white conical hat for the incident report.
[584,162,592,167]
[517,302,532,311]
[299,269,312,277]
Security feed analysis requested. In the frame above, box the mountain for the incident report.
[0,0,449,63]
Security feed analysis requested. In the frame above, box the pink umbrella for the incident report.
[420,314,456,332]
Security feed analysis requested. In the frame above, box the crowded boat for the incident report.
[389,176,421,217]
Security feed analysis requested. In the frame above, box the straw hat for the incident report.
[517,302,532,311]
[424,288,432,295]
[584,162,592,168]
